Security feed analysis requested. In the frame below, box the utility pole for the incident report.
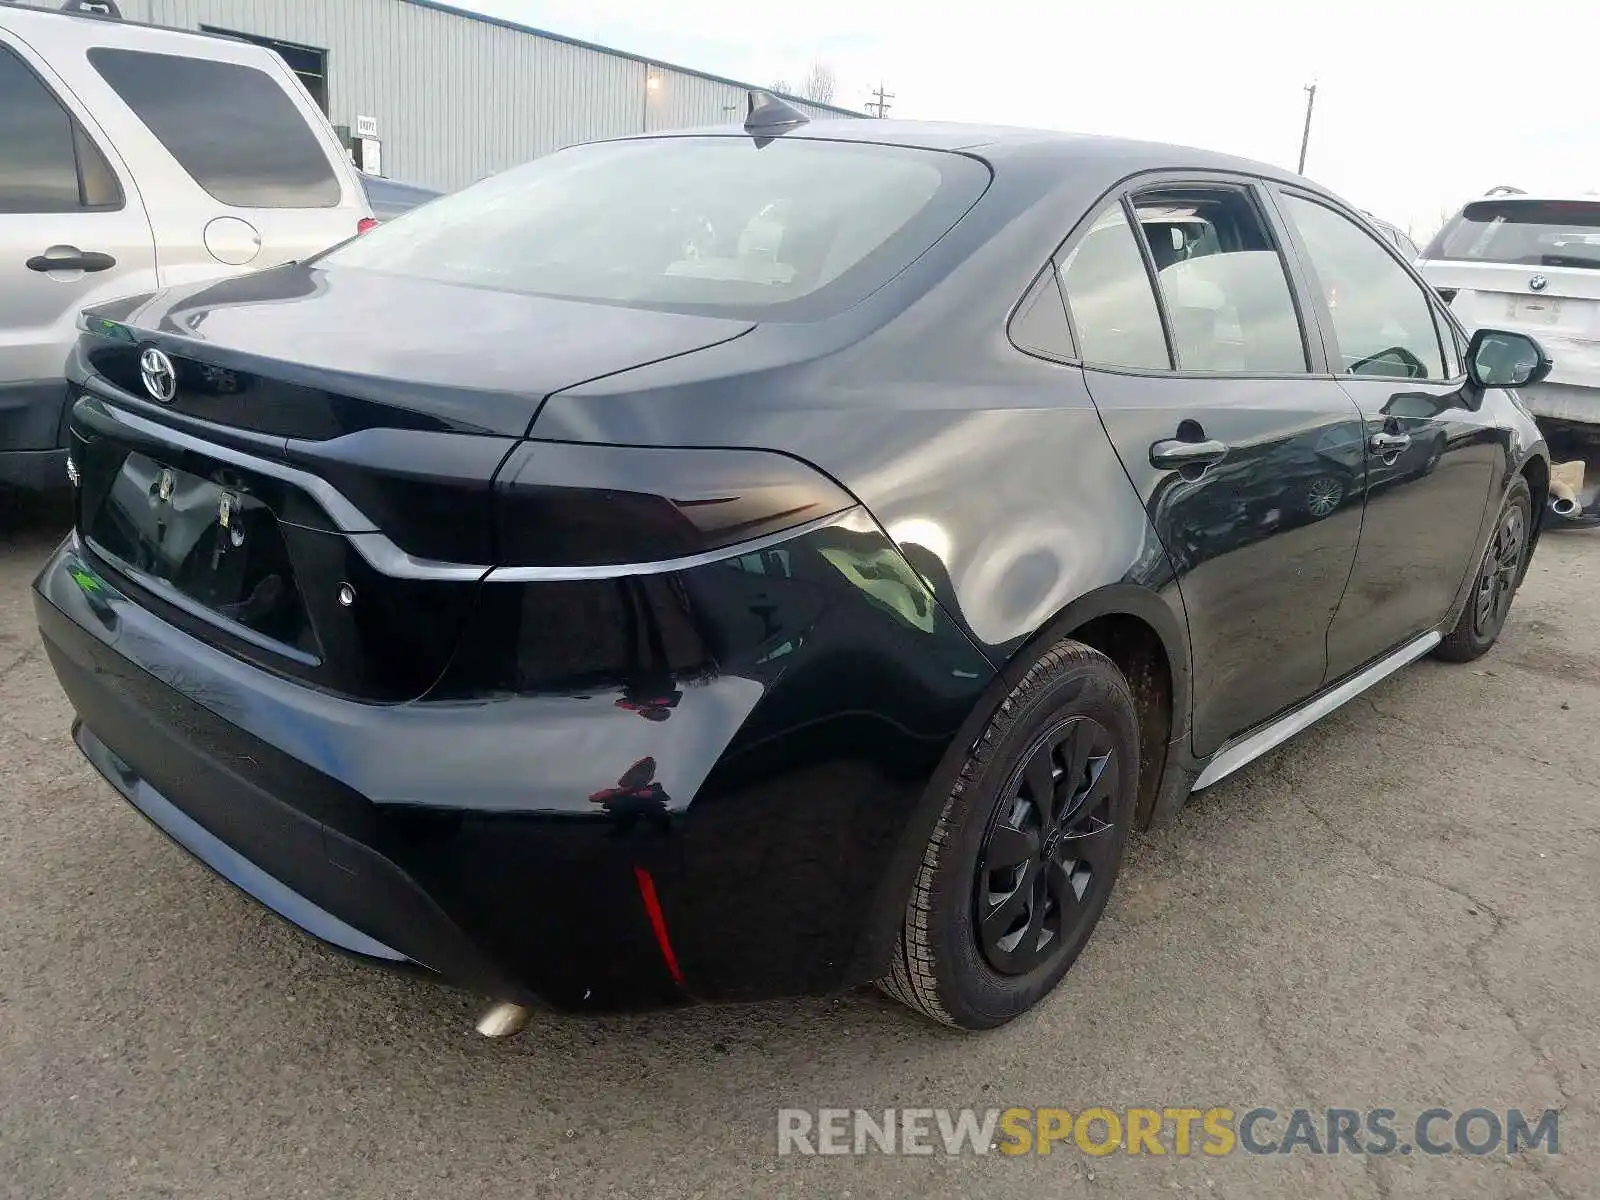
[866,83,894,119]
[1297,82,1317,175]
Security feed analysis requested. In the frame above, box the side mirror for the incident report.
[1466,328,1552,389]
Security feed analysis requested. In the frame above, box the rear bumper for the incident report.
[34,522,993,1006]
[37,572,580,1003]
[74,721,411,965]
[1521,382,1600,428]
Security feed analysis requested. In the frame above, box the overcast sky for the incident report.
[460,0,1598,241]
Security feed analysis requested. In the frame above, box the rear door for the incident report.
[62,23,367,287]
[1274,190,1499,678]
[1058,179,1367,756]
[0,34,155,467]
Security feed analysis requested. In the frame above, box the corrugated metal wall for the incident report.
[115,0,859,192]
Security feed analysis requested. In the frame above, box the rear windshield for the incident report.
[318,136,990,319]
[88,48,340,209]
[1425,199,1600,270]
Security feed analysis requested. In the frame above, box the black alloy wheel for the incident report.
[975,717,1118,976]
[1473,504,1526,640]
[1436,476,1532,662]
[879,639,1140,1030]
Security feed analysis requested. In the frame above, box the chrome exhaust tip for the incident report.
[1550,495,1580,518]
[475,1001,532,1039]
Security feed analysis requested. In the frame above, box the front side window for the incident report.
[1058,205,1170,370]
[1425,199,1600,270]
[321,136,990,320]
[1281,195,1447,380]
[1132,187,1307,373]
[0,45,119,212]
[89,48,339,208]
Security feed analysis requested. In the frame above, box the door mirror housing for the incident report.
[1466,328,1552,389]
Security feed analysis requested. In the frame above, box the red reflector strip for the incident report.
[357,217,379,235]
[633,865,685,989]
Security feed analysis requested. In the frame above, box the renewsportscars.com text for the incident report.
[776,1106,1560,1157]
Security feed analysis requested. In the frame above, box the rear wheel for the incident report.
[1435,477,1532,662]
[879,640,1140,1030]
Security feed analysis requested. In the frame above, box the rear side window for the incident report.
[88,48,339,208]
[1009,267,1075,360]
[1132,187,1307,373]
[1425,199,1600,270]
[1058,205,1171,370]
[0,45,121,212]
[320,136,989,320]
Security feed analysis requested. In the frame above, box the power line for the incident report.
[865,83,894,119]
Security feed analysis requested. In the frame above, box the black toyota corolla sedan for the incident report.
[35,97,1553,1031]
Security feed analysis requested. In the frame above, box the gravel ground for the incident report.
[2,492,1595,1200]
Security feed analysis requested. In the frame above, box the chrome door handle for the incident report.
[1369,431,1411,454]
[1150,438,1229,470]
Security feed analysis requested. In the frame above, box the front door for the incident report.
[1056,183,1366,756]
[1273,192,1500,678]
[0,38,155,465]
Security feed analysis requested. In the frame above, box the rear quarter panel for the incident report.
[530,223,1182,680]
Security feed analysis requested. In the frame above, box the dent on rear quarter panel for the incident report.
[531,327,1180,670]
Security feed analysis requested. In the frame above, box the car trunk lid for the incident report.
[80,264,756,439]
[66,266,755,700]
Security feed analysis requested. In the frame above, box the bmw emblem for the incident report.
[139,347,177,402]
[1529,275,1548,292]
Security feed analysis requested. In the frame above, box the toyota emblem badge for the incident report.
[139,347,177,402]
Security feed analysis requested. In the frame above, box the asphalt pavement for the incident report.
[1,491,1595,1200]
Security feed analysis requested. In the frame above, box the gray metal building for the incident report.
[111,0,863,192]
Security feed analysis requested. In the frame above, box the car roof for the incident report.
[619,118,1316,189]
[1457,193,1600,206]
[0,0,245,45]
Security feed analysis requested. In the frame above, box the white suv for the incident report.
[1417,190,1600,435]
[0,0,373,490]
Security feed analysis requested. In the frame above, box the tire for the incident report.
[879,639,1140,1030]
[1434,476,1532,663]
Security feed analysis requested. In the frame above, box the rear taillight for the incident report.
[492,442,856,570]
[357,217,380,235]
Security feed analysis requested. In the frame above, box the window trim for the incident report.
[1044,168,1336,381]
[1118,193,1179,371]
[1267,184,1466,386]
[0,42,125,214]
